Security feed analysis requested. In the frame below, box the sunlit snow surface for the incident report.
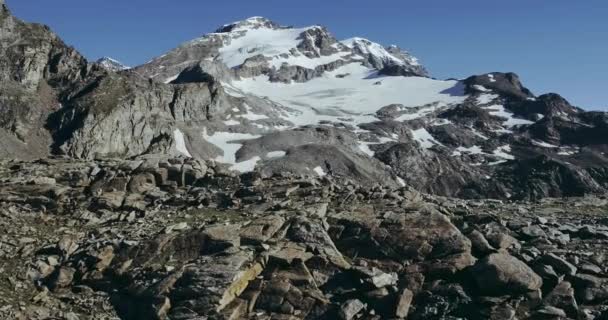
[173,129,192,157]
[341,37,420,66]
[202,129,260,165]
[232,63,466,127]
[483,104,534,127]
[266,151,287,158]
[313,166,327,177]
[217,25,350,69]
[411,128,443,149]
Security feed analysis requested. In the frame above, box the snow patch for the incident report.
[484,105,534,127]
[202,129,261,171]
[313,166,327,177]
[532,140,558,148]
[477,93,499,105]
[266,151,286,158]
[395,103,448,122]
[230,156,261,172]
[411,128,442,149]
[164,74,179,84]
[237,103,269,121]
[472,85,490,92]
[233,63,465,128]
[357,136,395,156]
[224,120,240,126]
[396,177,406,187]
[557,146,579,156]
[173,129,192,158]
[342,37,420,66]
[493,145,515,160]
[452,145,484,156]
[358,143,375,156]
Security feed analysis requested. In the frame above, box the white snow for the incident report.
[223,84,246,98]
[484,105,534,127]
[342,37,420,66]
[266,151,286,158]
[557,146,579,156]
[532,140,558,148]
[477,93,499,105]
[237,103,269,121]
[173,129,192,157]
[202,129,260,170]
[313,166,327,177]
[470,127,489,140]
[396,177,406,187]
[488,160,507,166]
[493,145,515,160]
[472,85,490,92]
[232,63,466,128]
[357,136,395,156]
[230,156,261,172]
[452,145,484,156]
[217,25,349,69]
[411,128,442,149]
[224,120,241,126]
[98,57,130,70]
[395,103,448,122]
[487,74,496,82]
[358,143,375,156]
[164,74,179,84]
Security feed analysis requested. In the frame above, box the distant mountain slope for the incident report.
[96,57,130,72]
[2,5,608,200]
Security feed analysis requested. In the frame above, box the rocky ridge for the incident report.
[0,157,607,319]
[96,57,130,72]
[2,3,608,200]
[3,2,608,320]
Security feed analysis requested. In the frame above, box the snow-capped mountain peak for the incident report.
[341,37,427,76]
[136,18,427,84]
[215,16,284,33]
[96,57,130,72]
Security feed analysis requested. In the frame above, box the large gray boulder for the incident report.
[472,252,542,295]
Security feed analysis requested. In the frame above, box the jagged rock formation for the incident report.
[95,57,129,72]
[0,1,92,159]
[1,157,608,319]
[1,2,608,200]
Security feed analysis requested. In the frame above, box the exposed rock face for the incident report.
[4,3,608,320]
[2,2,608,202]
[1,157,608,319]
[464,72,534,100]
[375,141,491,198]
[0,3,93,159]
[341,38,428,77]
[96,57,129,72]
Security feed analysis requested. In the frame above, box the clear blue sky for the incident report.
[7,0,608,110]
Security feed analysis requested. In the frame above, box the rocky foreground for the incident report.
[0,156,607,319]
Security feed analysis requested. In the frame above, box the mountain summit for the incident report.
[133,17,427,84]
[96,57,130,72]
[1,3,608,200]
[2,4,608,319]
[215,16,284,33]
